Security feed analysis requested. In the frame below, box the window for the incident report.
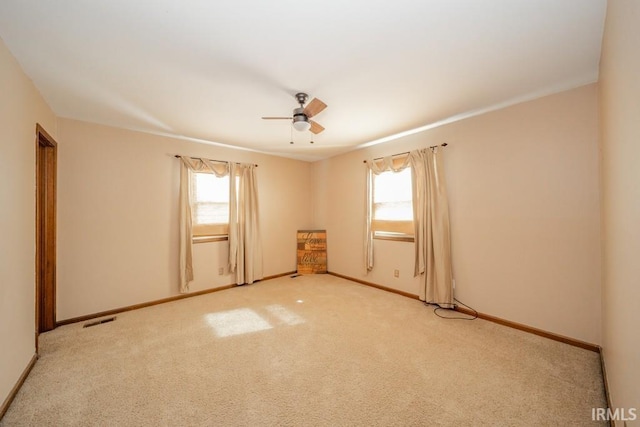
[192,172,230,237]
[372,167,414,239]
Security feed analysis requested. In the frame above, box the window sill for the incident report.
[193,235,228,244]
[373,233,414,243]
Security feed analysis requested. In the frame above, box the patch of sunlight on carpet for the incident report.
[265,304,305,326]
[204,308,272,337]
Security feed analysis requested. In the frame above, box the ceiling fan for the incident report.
[262,92,327,134]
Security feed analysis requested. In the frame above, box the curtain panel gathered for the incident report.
[364,148,454,307]
[179,157,262,293]
[229,163,263,285]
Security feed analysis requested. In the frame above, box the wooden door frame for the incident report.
[35,123,57,351]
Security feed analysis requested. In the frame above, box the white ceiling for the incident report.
[0,0,606,162]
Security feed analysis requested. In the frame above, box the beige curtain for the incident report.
[410,148,453,307]
[229,163,263,285]
[364,148,453,306]
[364,155,412,272]
[179,157,229,293]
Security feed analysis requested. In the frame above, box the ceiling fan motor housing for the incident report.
[292,107,310,131]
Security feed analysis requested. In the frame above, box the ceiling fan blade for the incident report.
[303,98,327,118]
[262,116,292,120]
[309,120,325,134]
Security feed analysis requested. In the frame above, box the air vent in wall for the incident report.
[83,316,116,328]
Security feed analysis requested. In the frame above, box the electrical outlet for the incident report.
[218,267,224,275]
[393,269,399,278]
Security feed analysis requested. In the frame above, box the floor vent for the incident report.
[83,316,116,328]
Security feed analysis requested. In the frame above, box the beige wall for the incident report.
[313,84,602,344]
[599,0,640,422]
[57,119,313,321]
[0,39,57,407]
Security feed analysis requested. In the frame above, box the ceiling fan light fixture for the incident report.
[292,108,311,132]
[293,120,311,132]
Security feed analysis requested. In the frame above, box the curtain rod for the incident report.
[362,143,448,163]
[174,155,258,167]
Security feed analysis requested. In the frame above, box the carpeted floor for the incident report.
[1,274,606,426]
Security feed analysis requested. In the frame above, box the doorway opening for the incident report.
[35,124,57,351]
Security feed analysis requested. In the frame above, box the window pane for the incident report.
[374,168,412,203]
[194,173,229,203]
[194,202,228,225]
[373,168,413,223]
[374,201,413,221]
[193,173,230,227]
